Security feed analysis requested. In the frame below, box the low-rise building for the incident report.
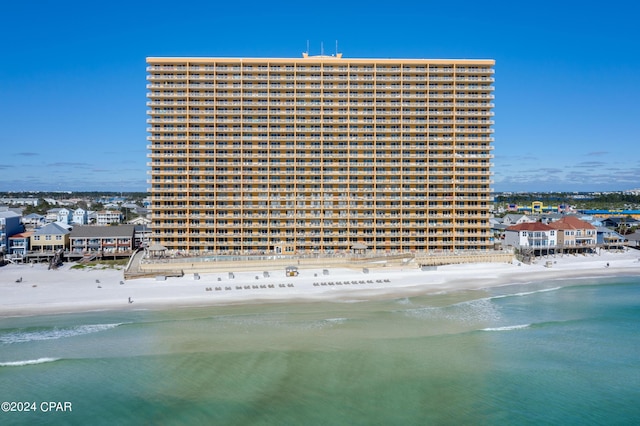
[72,208,88,225]
[502,214,535,226]
[30,222,70,252]
[57,208,73,225]
[23,213,46,228]
[0,211,22,254]
[8,231,32,259]
[596,226,626,250]
[45,208,62,223]
[95,210,122,226]
[134,224,152,248]
[504,222,557,250]
[0,197,39,207]
[601,217,640,230]
[69,225,135,255]
[547,216,597,252]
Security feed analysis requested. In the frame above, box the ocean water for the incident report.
[1,276,639,425]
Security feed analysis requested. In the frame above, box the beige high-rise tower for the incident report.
[146,54,495,255]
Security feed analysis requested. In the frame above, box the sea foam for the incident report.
[490,287,562,300]
[0,357,60,367]
[481,324,531,332]
[0,323,123,344]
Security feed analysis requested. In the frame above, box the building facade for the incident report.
[95,210,122,226]
[30,222,70,252]
[146,55,495,254]
[504,222,557,249]
[0,211,22,254]
[547,216,596,250]
[73,208,88,225]
[69,225,135,255]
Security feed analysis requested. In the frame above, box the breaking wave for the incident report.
[0,357,61,367]
[490,287,562,300]
[0,323,124,344]
[481,324,531,332]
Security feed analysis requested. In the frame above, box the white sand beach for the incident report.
[1,250,639,317]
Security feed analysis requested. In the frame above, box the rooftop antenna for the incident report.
[306,40,309,55]
[335,40,338,56]
[321,41,324,56]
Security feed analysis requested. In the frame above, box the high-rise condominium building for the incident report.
[146,54,495,254]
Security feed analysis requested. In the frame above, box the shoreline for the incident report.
[1,250,639,318]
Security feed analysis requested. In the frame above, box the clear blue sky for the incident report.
[1,0,638,193]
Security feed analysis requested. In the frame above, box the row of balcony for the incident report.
[147,63,493,71]
[150,206,491,213]
[147,142,493,149]
[148,170,491,176]
[150,214,488,222]
[147,164,491,172]
[149,236,490,244]
[147,117,495,125]
[148,108,495,117]
[147,68,494,82]
[147,98,495,108]
[146,83,494,91]
[146,75,494,83]
[149,174,492,181]
[148,191,491,199]
[147,90,495,99]
[147,129,494,137]
[147,134,494,141]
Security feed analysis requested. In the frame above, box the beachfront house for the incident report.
[69,225,135,256]
[596,227,626,250]
[8,231,32,260]
[0,210,23,254]
[547,216,597,253]
[625,231,640,249]
[134,224,152,248]
[504,222,557,250]
[30,222,71,252]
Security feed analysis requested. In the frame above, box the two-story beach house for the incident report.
[8,231,32,260]
[69,225,135,257]
[547,216,596,253]
[503,222,557,251]
[30,222,71,252]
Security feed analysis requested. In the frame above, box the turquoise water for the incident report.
[1,276,639,425]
